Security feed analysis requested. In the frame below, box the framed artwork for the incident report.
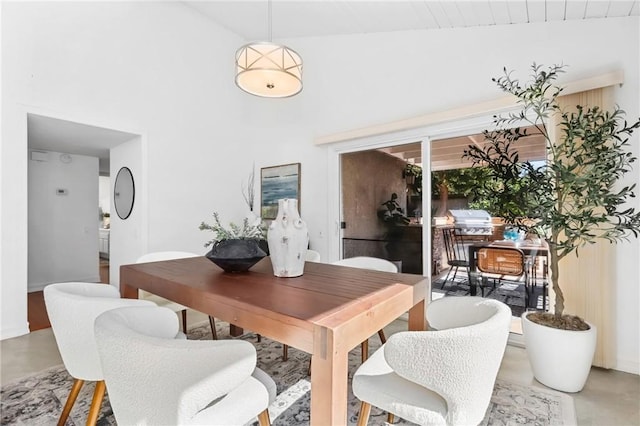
[260,163,301,219]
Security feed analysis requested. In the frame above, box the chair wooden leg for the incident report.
[307,358,312,376]
[361,340,369,363]
[256,334,262,343]
[387,412,395,424]
[257,408,271,426]
[57,378,84,426]
[208,316,218,340]
[86,380,106,426]
[377,329,386,344]
[357,401,371,426]
[180,309,187,333]
[282,344,288,361]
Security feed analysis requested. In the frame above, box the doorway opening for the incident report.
[339,143,423,274]
[329,118,549,337]
[26,113,139,331]
[429,127,548,334]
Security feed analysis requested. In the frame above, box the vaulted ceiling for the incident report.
[186,1,638,40]
[28,1,636,171]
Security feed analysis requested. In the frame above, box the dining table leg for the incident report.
[408,299,426,331]
[310,326,349,425]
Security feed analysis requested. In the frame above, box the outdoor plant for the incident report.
[199,212,265,247]
[463,63,640,330]
[378,192,410,225]
[403,163,422,179]
[403,163,423,196]
[431,168,492,199]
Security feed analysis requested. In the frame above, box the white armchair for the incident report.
[332,256,398,362]
[352,297,512,426]
[277,249,321,361]
[305,249,321,262]
[94,306,276,425]
[332,256,398,273]
[136,251,219,339]
[43,282,157,426]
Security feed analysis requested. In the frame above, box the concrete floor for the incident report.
[1,310,638,425]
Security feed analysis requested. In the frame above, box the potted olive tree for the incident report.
[463,63,640,392]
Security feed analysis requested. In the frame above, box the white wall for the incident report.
[28,150,100,291]
[286,18,639,373]
[1,2,638,373]
[1,1,247,339]
[98,176,111,217]
[109,137,143,288]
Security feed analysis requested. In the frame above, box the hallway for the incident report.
[27,259,110,331]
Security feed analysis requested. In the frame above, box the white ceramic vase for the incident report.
[522,312,597,392]
[267,199,309,277]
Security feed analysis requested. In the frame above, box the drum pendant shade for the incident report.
[235,42,303,98]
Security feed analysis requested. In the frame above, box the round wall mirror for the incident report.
[114,167,135,220]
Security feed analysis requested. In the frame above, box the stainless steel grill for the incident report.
[447,209,493,236]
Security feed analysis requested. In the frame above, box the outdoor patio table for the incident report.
[467,240,549,296]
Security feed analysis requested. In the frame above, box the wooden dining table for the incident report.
[120,256,428,425]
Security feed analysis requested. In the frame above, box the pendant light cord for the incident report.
[268,0,273,42]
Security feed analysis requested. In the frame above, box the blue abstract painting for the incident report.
[261,163,301,219]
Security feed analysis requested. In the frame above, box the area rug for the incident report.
[432,275,547,318]
[1,322,576,426]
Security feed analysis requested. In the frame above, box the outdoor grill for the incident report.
[447,209,493,236]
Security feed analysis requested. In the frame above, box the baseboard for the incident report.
[615,358,640,375]
[507,332,526,348]
[28,283,48,292]
[1,323,30,340]
[28,275,102,293]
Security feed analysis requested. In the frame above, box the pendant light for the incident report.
[235,0,303,98]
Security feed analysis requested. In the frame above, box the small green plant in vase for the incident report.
[199,212,266,272]
[199,212,265,247]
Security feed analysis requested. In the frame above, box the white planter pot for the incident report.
[267,199,309,277]
[522,312,597,393]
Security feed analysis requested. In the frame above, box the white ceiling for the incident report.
[28,1,637,173]
[28,114,138,174]
[378,125,546,171]
[186,0,639,40]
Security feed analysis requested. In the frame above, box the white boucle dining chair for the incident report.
[297,255,399,374]
[43,282,158,426]
[136,251,219,339]
[352,296,512,426]
[332,256,398,363]
[94,305,276,426]
[278,249,322,361]
[305,249,321,262]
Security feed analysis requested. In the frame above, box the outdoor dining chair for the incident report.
[441,227,470,289]
[475,247,528,303]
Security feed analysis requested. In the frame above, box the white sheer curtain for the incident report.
[551,88,616,369]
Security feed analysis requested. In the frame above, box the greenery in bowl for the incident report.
[199,212,265,248]
[463,63,640,330]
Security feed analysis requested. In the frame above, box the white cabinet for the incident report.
[99,229,110,259]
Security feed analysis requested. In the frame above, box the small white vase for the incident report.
[522,312,597,392]
[267,199,309,277]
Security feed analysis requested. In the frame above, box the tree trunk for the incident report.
[434,184,449,217]
[548,244,564,318]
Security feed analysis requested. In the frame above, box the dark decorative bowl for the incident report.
[205,239,267,273]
